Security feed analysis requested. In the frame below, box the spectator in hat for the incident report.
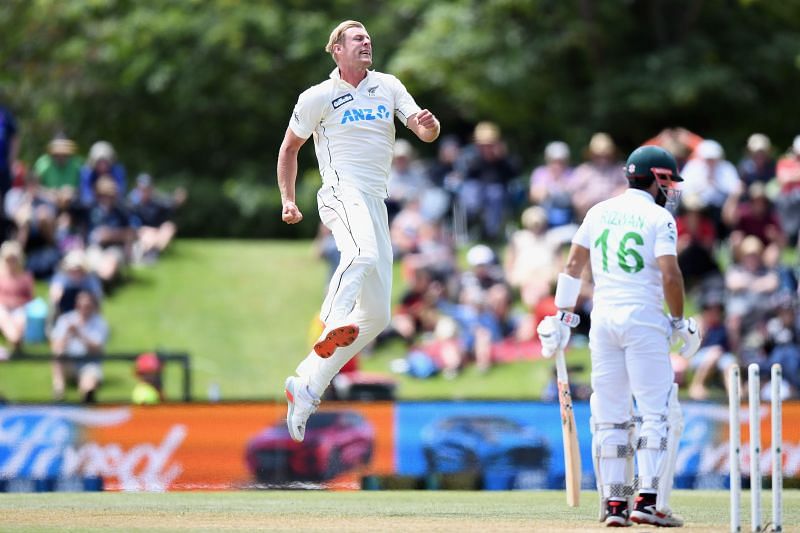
[78,141,127,205]
[128,173,186,264]
[33,135,83,192]
[569,132,626,221]
[456,121,520,241]
[723,181,785,267]
[504,206,560,309]
[131,352,164,405]
[725,235,780,352]
[50,290,108,403]
[0,241,34,355]
[681,139,742,234]
[460,243,505,294]
[529,141,576,227]
[85,175,134,286]
[775,135,800,247]
[738,133,776,188]
[48,248,104,325]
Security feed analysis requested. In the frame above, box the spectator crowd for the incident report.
[3,98,799,403]
[362,123,800,401]
[0,104,184,403]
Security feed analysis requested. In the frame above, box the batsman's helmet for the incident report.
[625,145,682,208]
[625,145,682,184]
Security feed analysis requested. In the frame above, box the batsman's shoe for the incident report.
[604,500,631,528]
[313,323,359,358]
[630,494,684,527]
[284,376,320,442]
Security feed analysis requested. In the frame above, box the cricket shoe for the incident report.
[284,375,320,442]
[604,499,631,527]
[313,323,359,358]
[630,493,684,527]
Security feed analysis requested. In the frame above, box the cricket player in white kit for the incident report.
[538,146,701,527]
[277,20,440,442]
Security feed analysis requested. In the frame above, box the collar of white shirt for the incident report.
[329,68,374,87]
[625,188,655,203]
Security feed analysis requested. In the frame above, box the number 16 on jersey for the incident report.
[556,347,581,507]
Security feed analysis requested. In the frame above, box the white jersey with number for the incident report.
[572,188,678,313]
[288,68,421,198]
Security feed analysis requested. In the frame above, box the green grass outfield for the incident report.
[0,490,796,532]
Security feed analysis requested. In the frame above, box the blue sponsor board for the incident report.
[395,401,736,491]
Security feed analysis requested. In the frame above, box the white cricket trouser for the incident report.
[296,184,393,396]
[589,304,674,492]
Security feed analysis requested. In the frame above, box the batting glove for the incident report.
[537,311,580,358]
[670,316,702,358]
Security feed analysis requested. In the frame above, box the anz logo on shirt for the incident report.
[340,105,390,124]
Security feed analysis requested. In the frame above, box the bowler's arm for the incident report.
[407,110,440,143]
[277,127,308,224]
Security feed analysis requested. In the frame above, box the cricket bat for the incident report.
[555,347,581,507]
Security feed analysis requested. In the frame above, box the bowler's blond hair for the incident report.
[325,20,365,58]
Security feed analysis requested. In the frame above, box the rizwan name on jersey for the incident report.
[600,210,645,230]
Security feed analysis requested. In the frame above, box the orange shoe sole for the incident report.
[314,324,359,358]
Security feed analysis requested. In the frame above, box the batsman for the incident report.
[537,145,701,527]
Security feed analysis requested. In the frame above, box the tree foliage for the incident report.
[2,0,799,235]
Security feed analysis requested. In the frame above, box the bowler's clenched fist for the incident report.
[415,109,438,130]
[282,201,303,224]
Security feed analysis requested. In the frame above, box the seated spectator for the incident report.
[427,135,462,190]
[4,170,62,278]
[725,236,780,352]
[79,141,127,205]
[723,182,784,267]
[0,241,34,355]
[400,219,456,284]
[388,266,443,346]
[676,193,721,291]
[775,135,800,247]
[529,141,576,227]
[86,176,134,287]
[569,132,626,221]
[390,194,426,259]
[687,295,736,400]
[49,249,104,325]
[481,283,534,370]
[131,352,164,405]
[504,206,560,309]
[738,133,776,188]
[128,173,186,264]
[33,135,82,193]
[51,290,109,403]
[461,244,505,293]
[681,139,742,235]
[763,296,800,395]
[456,122,520,241]
[386,139,431,220]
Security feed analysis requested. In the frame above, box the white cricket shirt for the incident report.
[289,68,422,198]
[572,188,678,312]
